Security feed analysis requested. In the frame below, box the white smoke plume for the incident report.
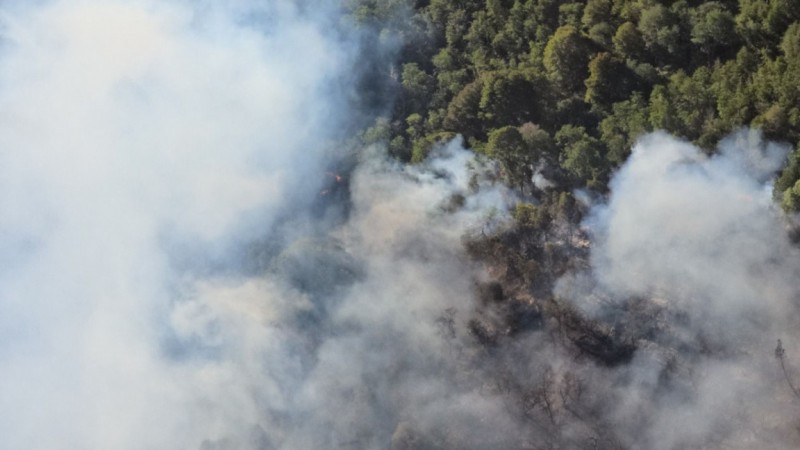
[0,1,522,446]
[0,1,365,448]
[567,130,800,449]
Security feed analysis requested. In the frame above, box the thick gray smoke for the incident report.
[4,1,800,450]
[0,2,521,447]
[563,130,800,449]
[0,1,364,448]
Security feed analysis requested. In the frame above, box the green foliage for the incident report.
[737,0,800,49]
[638,3,686,63]
[781,22,800,60]
[782,179,800,212]
[544,25,593,93]
[613,21,644,60]
[584,52,637,111]
[514,202,551,229]
[648,84,677,130]
[736,0,772,48]
[587,22,614,48]
[556,124,605,187]
[444,79,483,138]
[712,48,759,127]
[402,62,435,114]
[487,125,537,187]
[775,146,800,204]
[581,0,612,31]
[388,135,408,159]
[558,3,584,28]
[406,113,424,140]
[348,0,410,24]
[599,92,649,165]
[519,122,556,158]
[349,0,800,200]
[690,2,738,59]
[479,69,548,128]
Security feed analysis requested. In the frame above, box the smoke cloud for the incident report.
[3,1,800,449]
[563,130,800,449]
[0,1,365,448]
[0,2,521,447]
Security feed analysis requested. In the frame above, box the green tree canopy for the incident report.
[487,125,537,187]
[544,25,593,93]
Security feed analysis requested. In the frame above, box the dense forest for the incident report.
[353,0,800,208]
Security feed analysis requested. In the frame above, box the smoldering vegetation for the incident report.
[191,130,800,450]
[1,1,800,450]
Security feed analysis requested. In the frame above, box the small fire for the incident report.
[319,172,344,196]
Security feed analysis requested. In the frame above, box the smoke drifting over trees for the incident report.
[1,1,800,449]
[560,130,800,449]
